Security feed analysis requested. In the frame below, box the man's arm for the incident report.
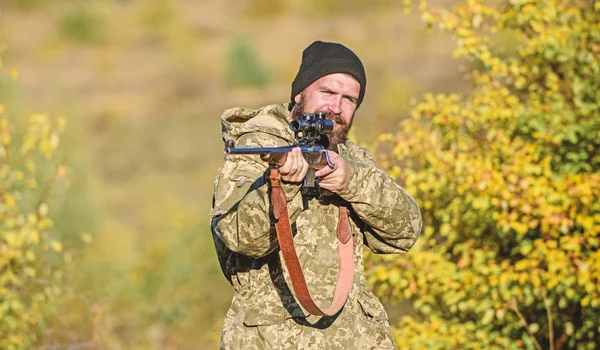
[211,132,305,258]
[316,149,422,254]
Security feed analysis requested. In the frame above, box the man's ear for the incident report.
[294,93,301,104]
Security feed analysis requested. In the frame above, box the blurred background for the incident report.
[0,0,469,348]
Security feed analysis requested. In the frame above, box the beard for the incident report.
[291,94,353,152]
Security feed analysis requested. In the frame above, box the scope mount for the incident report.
[290,112,332,147]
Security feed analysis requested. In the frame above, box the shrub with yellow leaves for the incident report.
[368,0,599,349]
[0,45,68,349]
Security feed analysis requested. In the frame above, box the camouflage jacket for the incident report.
[210,104,422,349]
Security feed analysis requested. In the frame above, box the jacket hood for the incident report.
[220,103,295,144]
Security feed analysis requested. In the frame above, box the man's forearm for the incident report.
[337,161,422,253]
[212,168,303,258]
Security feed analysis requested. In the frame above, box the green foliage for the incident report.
[56,6,107,45]
[0,58,68,348]
[368,0,600,348]
[226,36,271,88]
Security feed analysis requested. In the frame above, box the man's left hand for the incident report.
[314,151,351,193]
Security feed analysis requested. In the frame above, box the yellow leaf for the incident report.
[51,241,63,253]
[4,232,17,247]
[26,250,36,261]
[38,203,49,217]
[24,267,36,278]
[37,218,54,229]
[511,221,529,235]
[30,230,40,244]
[80,233,93,244]
[4,194,15,207]
[581,295,590,307]
[515,260,528,271]
[27,213,37,224]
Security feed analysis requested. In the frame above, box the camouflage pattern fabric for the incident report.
[211,103,422,349]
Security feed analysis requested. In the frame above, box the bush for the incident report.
[226,36,271,88]
[0,46,68,349]
[56,6,107,45]
[367,0,600,348]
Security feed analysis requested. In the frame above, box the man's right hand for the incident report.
[262,147,308,183]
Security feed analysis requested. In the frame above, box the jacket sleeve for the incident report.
[336,148,422,254]
[210,131,304,258]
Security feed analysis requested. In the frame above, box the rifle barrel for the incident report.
[226,145,326,154]
[225,144,334,168]
[225,145,296,154]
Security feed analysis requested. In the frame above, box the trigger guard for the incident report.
[324,150,335,168]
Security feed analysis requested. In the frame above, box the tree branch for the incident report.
[508,297,543,350]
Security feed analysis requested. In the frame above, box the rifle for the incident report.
[225,112,334,199]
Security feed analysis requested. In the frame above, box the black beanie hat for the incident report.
[289,41,366,111]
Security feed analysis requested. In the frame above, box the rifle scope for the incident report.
[290,112,334,135]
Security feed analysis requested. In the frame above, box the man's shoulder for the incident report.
[220,103,293,142]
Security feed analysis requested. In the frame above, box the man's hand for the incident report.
[262,147,309,183]
[314,151,351,192]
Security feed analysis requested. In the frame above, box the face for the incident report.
[291,73,360,151]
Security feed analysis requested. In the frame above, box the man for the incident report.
[211,40,422,349]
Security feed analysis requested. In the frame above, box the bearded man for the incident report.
[210,40,422,349]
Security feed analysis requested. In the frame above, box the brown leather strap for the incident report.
[269,167,354,317]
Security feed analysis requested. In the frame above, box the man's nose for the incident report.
[328,96,342,115]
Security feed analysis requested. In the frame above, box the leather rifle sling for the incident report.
[269,167,354,317]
